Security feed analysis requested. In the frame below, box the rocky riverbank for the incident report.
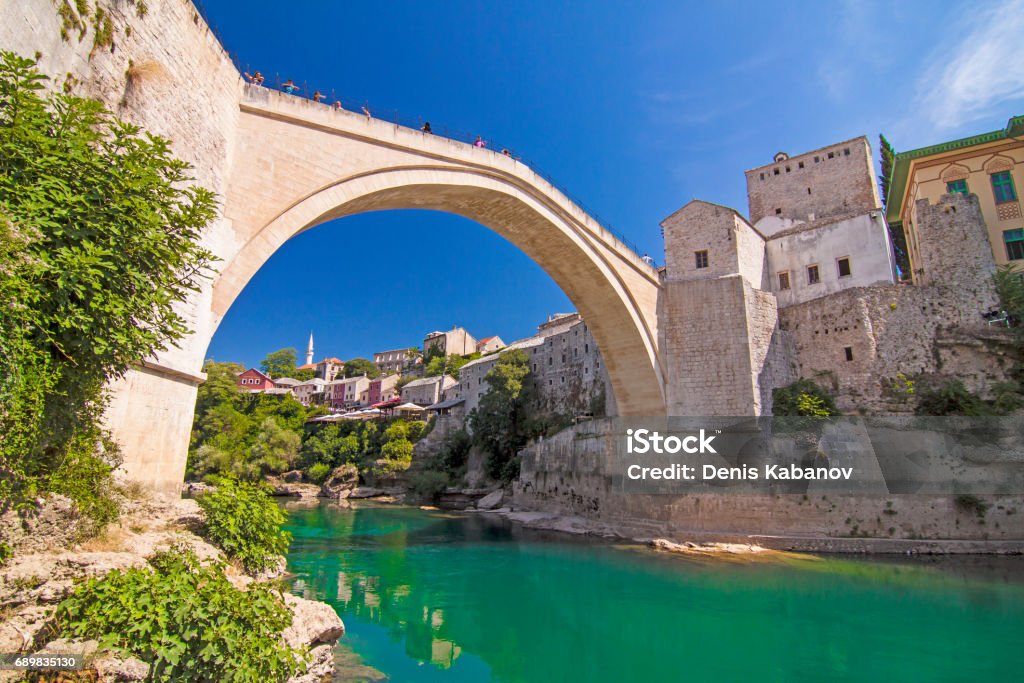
[0,494,345,682]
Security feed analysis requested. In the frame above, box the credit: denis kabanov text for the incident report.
[623,428,854,481]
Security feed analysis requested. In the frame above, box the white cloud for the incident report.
[915,0,1024,130]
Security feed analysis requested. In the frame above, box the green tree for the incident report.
[294,367,317,381]
[260,348,298,378]
[343,357,381,379]
[467,350,537,481]
[250,417,301,475]
[424,352,479,380]
[0,52,216,522]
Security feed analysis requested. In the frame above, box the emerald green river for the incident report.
[283,502,1024,682]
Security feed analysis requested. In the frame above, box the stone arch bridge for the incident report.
[107,84,666,490]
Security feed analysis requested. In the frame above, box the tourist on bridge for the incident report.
[361,105,372,119]
[313,90,325,103]
[501,148,512,157]
[421,121,432,133]
[473,135,486,148]
[282,79,299,94]
[244,70,264,86]
[332,100,342,111]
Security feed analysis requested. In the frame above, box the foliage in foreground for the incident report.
[0,51,216,524]
[196,479,291,573]
[55,547,304,683]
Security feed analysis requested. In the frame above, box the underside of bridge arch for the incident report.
[212,166,665,417]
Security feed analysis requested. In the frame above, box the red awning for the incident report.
[372,398,402,409]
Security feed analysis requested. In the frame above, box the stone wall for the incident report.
[745,136,880,225]
[779,284,1018,412]
[513,420,1024,546]
[662,276,756,415]
[914,193,999,308]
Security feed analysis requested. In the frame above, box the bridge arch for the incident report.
[108,84,665,490]
[213,163,665,417]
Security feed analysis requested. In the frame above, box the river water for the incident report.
[283,502,1024,682]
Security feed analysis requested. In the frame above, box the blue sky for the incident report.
[200,0,1024,368]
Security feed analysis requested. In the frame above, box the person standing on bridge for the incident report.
[473,135,486,148]
[332,99,342,111]
[282,79,299,94]
[313,90,325,103]
[244,70,264,86]
[422,121,432,133]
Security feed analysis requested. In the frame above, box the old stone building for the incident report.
[449,313,613,423]
[660,135,1010,416]
[424,327,478,357]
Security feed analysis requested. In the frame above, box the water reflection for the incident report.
[284,502,1024,683]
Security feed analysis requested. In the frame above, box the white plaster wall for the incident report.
[766,212,896,307]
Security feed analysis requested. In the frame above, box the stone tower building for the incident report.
[744,137,881,227]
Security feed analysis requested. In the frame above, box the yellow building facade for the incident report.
[887,115,1024,280]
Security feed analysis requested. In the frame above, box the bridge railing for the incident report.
[192,0,655,267]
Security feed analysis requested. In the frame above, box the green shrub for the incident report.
[196,480,291,573]
[408,470,450,502]
[772,379,840,417]
[437,429,472,479]
[371,456,412,478]
[55,547,305,682]
[406,420,426,442]
[306,462,331,484]
[380,438,414,462]
[954,494,989,518]
[916,380,988,416]
[991,381,1024,415]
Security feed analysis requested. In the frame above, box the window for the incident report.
[947,179,968,195]
[778,271,790,290]
[695,250,709,269]
[814,156,820,163]
[798,161,804,169]
[837,257,852,277]
[1004,229,1024,261]
[786,166,791,173]
[827,152,834,159]
[759,172,764,180]
[992,172,1017,204]
[807,264,820,285]
[843,148,850,156]
[775,208,782,215]
[774,168,780,175]
[844,347,854,361]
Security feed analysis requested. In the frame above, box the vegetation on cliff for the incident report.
[54,546,306,682]
[0,51,216,529]
[196,479,292,573]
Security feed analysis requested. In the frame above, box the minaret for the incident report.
[306,331,314,366]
